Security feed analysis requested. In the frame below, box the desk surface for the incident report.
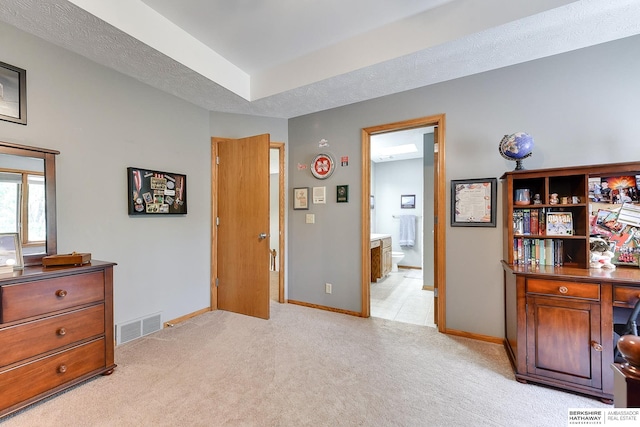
[503,260,640,285]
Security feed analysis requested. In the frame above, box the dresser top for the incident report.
[0,260,116,285]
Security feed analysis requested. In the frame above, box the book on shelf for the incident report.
[523,209,530,235]
[513,237,564,266]
[546,212,573,236]
[513,208,545,236]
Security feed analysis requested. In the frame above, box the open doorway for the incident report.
[361,115,446,332]
[270,143,285,303]
[369,126,434,327]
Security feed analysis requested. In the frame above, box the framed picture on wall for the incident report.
[337,185,349,203]
[401,194,415,209]
[127,167,187,215]
[293,187,309,210]
[450,177,497,227]
[0,61,27,125]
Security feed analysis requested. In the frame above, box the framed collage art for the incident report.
[127,167,187,215]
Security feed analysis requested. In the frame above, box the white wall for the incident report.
[0,22,212,327]
[288,34,640,337]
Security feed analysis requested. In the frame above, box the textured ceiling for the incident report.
[1,0,640,119]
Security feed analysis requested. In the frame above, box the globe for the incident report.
[499,132,534,170]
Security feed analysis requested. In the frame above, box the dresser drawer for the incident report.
[0,339,105,411]
[382,237,391,249]
[0,271,104,323]
[0,304,104,367]
[613,286,640,308]
[526,278,600,300]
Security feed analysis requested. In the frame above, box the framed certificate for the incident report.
[451,178,497,227]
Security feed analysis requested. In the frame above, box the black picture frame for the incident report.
[127,167,187,215]
[451,177,497,227]
[337,185,349,203]
[401,194,415,209]
[0,61,27,125]
[293,187,309,210]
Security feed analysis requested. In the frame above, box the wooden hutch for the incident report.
[501,161,640,402]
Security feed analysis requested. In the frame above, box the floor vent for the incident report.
[116,312,162,345]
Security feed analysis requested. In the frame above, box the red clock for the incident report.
[311,153,335,179]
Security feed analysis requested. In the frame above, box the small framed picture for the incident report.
[337,185,349,203]
[313,186,326,204]
[293,187,309,210]
[0,232,24,270]
[0,61,27,125]
[401,194,415,209]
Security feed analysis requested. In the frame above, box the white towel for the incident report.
[398,215,416,247]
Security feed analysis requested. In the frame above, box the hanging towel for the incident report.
[398,215,416,247]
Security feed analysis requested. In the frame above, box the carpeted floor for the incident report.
[2,302,608,426]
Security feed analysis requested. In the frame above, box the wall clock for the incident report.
[311,153,335,179]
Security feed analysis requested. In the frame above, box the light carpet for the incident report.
[2,302,608,426]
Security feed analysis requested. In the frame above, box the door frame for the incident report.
[210,138,286,309]
[361,114,446,331]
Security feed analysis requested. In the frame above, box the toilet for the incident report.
[391,251,405,272]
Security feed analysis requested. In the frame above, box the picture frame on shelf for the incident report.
[0,61,27,125]
[293,187,309,210]
[546,211,573,236]
[0,232,23,270]
[451,177,497,227]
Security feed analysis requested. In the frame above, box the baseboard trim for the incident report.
[287,299,362,317]
[164,307,211,328]
[444,328,503,345]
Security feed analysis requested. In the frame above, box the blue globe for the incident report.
[499,132,534,170]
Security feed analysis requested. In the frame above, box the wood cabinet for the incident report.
[502,161,640,402]
[0,261,116,418]
[371,236,392,281]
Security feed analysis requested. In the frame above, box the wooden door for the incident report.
[213,134,270,319]
[526,295,602,389]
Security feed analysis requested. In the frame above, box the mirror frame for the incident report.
[0,141,59,266]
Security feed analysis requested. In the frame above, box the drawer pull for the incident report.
[57,364,67,374]
[56,289,68,298]
[591,341,603,352]
[57,327,67,336]
[558,286,568,294]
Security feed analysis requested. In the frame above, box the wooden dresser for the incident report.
[0,260,116,418]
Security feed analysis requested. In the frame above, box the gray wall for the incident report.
[0,22,212,327]
[289,34,640,337]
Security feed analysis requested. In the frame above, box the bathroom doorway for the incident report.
[361,115,446,331]
[369,127,433,326]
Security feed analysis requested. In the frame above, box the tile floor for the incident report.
[370,268,436,328]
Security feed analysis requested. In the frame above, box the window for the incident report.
[0,170,46,246]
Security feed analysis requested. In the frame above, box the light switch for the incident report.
[306,214,315,224]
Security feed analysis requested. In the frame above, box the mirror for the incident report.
[0,141,58,266]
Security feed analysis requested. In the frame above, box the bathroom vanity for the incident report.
[371,234,392,281]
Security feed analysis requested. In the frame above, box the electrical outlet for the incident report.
[325,283,332,294]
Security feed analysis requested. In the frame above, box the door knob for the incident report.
[259,233,268,240]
